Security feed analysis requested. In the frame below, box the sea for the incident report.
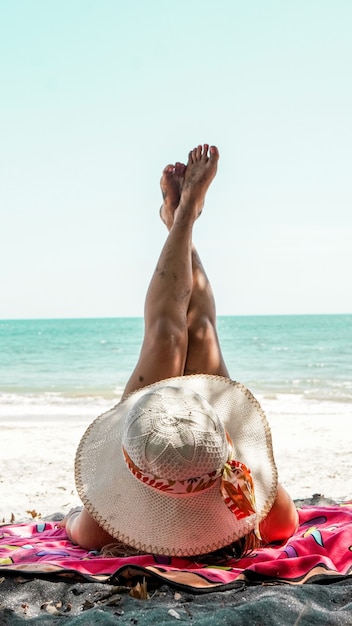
[0,315,351,422]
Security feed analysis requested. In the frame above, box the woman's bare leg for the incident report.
[160,154,229,378]
[186,246,229,376]
[123,144,219,398]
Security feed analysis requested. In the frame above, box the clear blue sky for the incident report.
[1,0,351,318]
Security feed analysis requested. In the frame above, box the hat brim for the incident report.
[75,375,278,556]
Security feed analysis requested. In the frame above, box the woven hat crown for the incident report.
[122,386,229,481]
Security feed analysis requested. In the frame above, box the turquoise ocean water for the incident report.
[0,315,351,421]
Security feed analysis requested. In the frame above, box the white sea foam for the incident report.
[0,391,121,420]
[258,392,352,420]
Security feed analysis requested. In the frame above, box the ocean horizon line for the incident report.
[1,312,351,323]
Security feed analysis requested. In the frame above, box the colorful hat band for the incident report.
[123,446,222,495]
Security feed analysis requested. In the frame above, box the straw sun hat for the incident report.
[75,375,278,557]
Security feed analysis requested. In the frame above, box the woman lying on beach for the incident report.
[60,144,298,558]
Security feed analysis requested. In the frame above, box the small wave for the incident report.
[0,391,121,419]
[256,394,352,419]
[257,393,352,418]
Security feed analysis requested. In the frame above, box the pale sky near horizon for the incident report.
[1,0,351,319]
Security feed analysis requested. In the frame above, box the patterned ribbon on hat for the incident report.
[122,446,222,494]
[123,434,259,537]
[220,433,260,539]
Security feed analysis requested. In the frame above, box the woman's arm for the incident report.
[259,483,299,543]
[58,506,114,550]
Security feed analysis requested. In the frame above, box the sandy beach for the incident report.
[1,399,351,524]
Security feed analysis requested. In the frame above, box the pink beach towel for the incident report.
[1,503,352,591]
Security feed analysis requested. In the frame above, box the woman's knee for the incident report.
[187,315,216,346]
[149,317,188,359]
